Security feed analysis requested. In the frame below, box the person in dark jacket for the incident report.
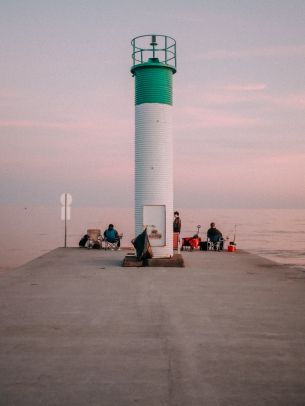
[173,211,182,233]
[104,224,120,248]
[207,222,223,250]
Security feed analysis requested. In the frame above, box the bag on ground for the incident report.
[79,234,89,247]
[132,229,153,260]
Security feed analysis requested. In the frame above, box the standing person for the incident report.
[207,222,223,250]
[173,211,181,233]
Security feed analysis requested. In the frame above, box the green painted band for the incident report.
[132,64,173,105]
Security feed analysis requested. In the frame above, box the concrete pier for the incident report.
[1,248,305,405]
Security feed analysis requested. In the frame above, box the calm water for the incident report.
[1,206,304,270]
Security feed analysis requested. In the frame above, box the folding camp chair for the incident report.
[87,229,102,249]
[207,237,224,251]
[104,234,123,250]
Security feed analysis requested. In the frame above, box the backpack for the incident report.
[79,234,89,247]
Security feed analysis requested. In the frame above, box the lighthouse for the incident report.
[131,34,177,258]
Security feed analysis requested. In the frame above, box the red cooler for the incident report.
[228,245,236,252]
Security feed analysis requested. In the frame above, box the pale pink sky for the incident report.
[1,1,305,208]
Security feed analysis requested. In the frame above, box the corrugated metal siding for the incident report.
[135,66,172,106]
[135,103,173,258]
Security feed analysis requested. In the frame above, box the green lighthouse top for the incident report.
[131,34,177,75]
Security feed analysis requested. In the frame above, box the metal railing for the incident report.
[131,34,177,70]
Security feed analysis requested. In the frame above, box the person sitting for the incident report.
[207,222,224,250]
[103,224,121,249]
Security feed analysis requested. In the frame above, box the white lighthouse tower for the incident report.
[131,35,177,258]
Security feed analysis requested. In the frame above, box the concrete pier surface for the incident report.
[1,248,305,406]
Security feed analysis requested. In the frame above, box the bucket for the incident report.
[228,245,236,252]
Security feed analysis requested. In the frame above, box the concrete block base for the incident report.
[144,254,184,267]
[122,254,144,267]
[122,253,184,268]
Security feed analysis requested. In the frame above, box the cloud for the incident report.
[175,82,267,107]
[200,44,305,60]
[174,106,263,130]
[265,94,305,111]
[176,83,305,113]
[221,83,267,92]
[174,151,305,208]
[0,117,133,132]
[0,119,82,130]
[0,90,26,102]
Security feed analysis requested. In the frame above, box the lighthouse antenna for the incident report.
[150,34,158,58]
